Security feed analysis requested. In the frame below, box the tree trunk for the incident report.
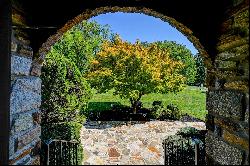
[130,93,143,114]
[130,98,137,114]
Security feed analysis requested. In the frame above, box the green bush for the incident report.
[41,21,115,124]
[41,49,92,124]
[150,101,165,119]
[41,122,82,140]
[150,102,182,120]
[164,127,205,151]
[166,103,182,120]
[176,126,199,137]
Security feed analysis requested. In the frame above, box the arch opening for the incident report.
[39,8,209,165]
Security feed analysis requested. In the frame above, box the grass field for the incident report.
[87,86,207,121]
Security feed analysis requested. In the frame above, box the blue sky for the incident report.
[89,12,198,55]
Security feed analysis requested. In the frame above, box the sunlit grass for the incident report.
[87,86,207,121]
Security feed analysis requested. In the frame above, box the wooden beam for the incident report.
[0,0,11,164]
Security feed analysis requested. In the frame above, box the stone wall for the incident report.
[9,0,249,165]
[9,7,41,165]
[205,0,249,165]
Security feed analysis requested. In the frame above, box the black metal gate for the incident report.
[41,139,80,165]
[163,130,206,165]
[163,139,206,165]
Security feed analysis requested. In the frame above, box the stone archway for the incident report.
[35,8,211,165]
[31,6,212,77]
[8,0,249,165]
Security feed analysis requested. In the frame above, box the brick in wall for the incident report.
[216,44,249,61]
[245,93,249,123]
[222,130,249,150]
[224,80,248,92]
[216,60,237,70]
[207,90,244,120]
[11,55,32,76]
[15,126,41,151]
[206,132,243,165]
[10,77,41,115]
[11,111,34,135]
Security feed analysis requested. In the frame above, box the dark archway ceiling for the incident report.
[16,0,231,59]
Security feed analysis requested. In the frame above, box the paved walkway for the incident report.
[80,120,206,165]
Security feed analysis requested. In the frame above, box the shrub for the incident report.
[177,126,207,144]
[41,122,82,140]
[150,102,182,120]
[176,126,199,137]
[164,127,206,151]
[150,101,165,119]
[166,103,182,120]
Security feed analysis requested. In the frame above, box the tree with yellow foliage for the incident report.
[86,36,186,113]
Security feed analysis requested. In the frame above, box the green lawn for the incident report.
[87,86,207,121]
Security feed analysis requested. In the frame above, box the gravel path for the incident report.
[80,120,206,165]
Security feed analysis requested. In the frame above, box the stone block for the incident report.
[224,81,248,92]
[14,155,31,165]
[238,61,249,78]
[9,148,32,165]
[12,11,26,26]
[11,55,32,76]
[15,127,41,151]
[215,70,237,81]
[9,136,15,157]
[16,35,30,45]
[30,141,41,157]
[11,41,18,52]
[205,113,215,131]
[245,93,249,123]
[217,38,248,53]
[214,117,242,133]
[223,130,249,150]
[29,156,40,165]
[11,111,34,134]
[216,60,237,70]
[18,44,33,57]
[214,125,222,137]
[207,90,243,120]
[10,77,41,115]
[214,78,226,90]
[220,18,233,33]
[206,133,243,165]
[216,50,248,61]
[30,63,42,76]
[245,153,249,165]
[32,111,41,125]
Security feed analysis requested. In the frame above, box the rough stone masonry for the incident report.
[8,0,249,165]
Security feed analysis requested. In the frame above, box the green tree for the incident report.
[86,36,186,113]
[194,54,206,86]
[152,41,197,85]
[41,50,92,123]
[41,21,114,123]
[52,20,114,73]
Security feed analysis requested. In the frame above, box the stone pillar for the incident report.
[9,6,41,165]
[205,0,249,165]
[0,0,11,165]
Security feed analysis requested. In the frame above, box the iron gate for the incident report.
[41,139,80,165]
[163,130,206,165]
